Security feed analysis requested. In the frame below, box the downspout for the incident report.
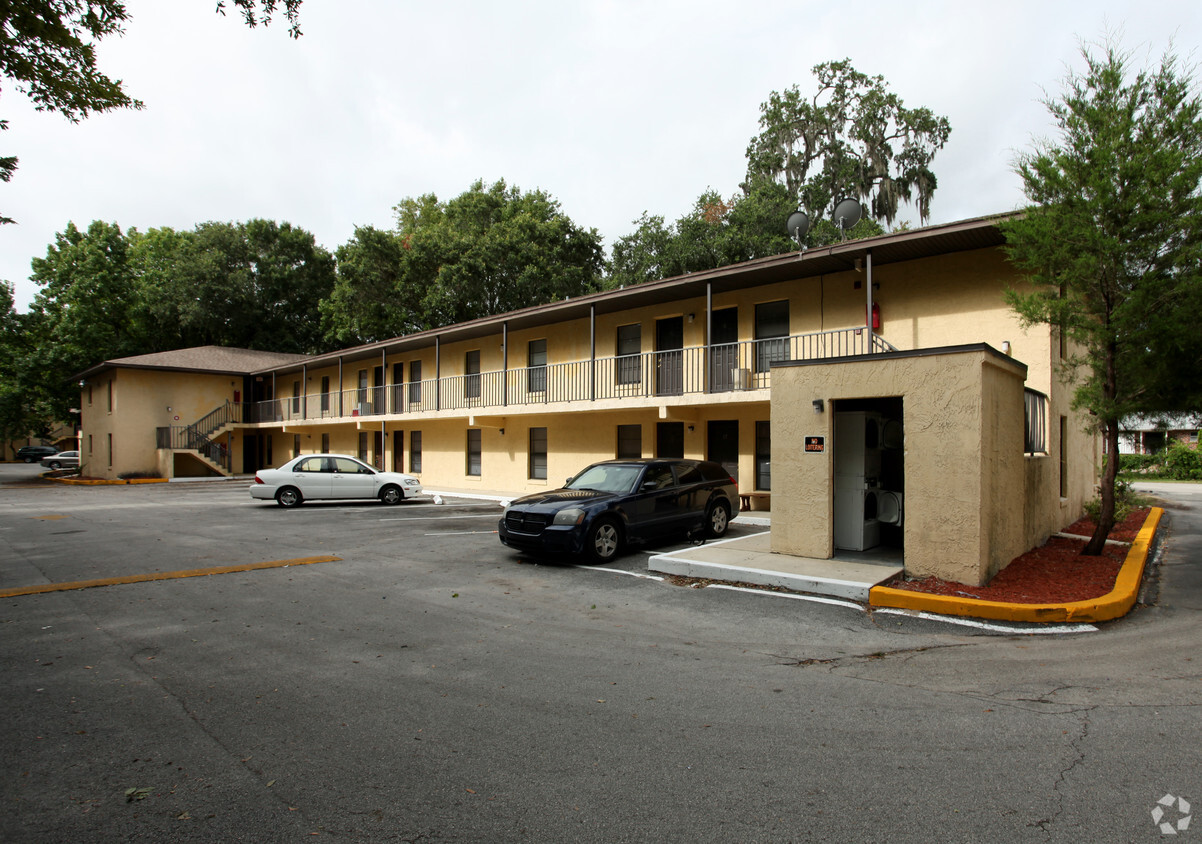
[705,282,712,393]
[589,304,596,402]
[272,372,277,421]
[435,337,441,412]
[866,249,874,352]
[502,322,509,407]
[302,364,307,419]
[338,357,343,417]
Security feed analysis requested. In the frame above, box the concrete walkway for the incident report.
[648,531,901,602]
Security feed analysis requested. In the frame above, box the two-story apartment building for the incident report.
[76,214,1098,586]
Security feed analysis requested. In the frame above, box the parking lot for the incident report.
[3,465,1201,842]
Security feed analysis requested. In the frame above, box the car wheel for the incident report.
[275,486,303,507]
[47,461,61,470]
[379,485,403,505]
[23,457,34,464]
[586,518,622,563]
[705,500,731,538]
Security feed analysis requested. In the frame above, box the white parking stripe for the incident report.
[873,607,1098,634]
[380,514,501,522]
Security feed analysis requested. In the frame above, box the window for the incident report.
[357,369,368,406]
[755,421,771,490]
[408,360,422,405]
[358,431,368,462]
[410,430,422,473]
[293,434,301,458]
[321,433,330,453]
[617,424,641,459]
[107,380,113,413]
[465,350,481,399]
[616,324,641,385]
[107,433,112,467]
[528,339,547,393]
[292,381,301,415]
[320,376,330,413]
[754,300,790,372]
[1059,416,1068,498]
[643,464,675,490]
[1024,389,1047,454]
[467,429,482,476]
[87,434,92,455]
[529,427,547,479]
[87,384,93,406]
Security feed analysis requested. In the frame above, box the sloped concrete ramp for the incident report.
[648,532,902,603]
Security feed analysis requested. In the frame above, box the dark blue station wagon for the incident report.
[498,458,738,563]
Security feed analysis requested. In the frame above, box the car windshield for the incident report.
[566,464,643,494]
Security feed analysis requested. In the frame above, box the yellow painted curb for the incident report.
[49,476,168,485]
[0,555,342,598]
[868,508,1164,623]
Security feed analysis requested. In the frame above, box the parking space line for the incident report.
[424,530,499,536]
[380,515,500,522]
[0,555,342,598]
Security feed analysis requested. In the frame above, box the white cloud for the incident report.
[2,0,1200,310]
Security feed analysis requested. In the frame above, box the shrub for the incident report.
[1083,477,1149,524]
[1162,440,1202,480]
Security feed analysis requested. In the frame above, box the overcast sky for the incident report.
[3,0,1200,311]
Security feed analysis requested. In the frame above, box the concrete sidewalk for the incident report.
[649,531,901,602]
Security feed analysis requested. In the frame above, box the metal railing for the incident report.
[156,424,232,471]
[242,327,896,423]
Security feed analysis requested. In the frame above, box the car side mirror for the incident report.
[641,481,657,491]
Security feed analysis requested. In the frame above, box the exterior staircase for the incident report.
[156,401,244,476]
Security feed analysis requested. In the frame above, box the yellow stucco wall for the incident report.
[769,346,1031,585]
[80,369,240,480]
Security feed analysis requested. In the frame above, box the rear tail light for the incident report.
[254,475,265,484]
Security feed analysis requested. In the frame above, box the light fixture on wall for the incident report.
[687,425,694,432]
[687,313,695,323]
[1002,341,1012,356]
[813,399,825,414]
[498,428,505,436]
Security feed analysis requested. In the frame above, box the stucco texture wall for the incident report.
[80,369,240,480]
[770,346,1029,586]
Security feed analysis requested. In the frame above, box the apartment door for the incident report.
[709,307,738,392]
[707,420,739,484]
[372,366,384,415]
[655,316,683,396]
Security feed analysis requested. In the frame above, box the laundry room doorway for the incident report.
[832,397,904,557]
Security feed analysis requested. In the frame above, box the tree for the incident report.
[323,180,606,343]
[24,220,142,422]
[1,1,303,222]
[745,59,951,229]
[1002,43,1202,555]
[609,181,881,287]
[133,219,336,354]
[320,226,429,347]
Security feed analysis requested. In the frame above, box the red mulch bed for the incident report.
[889,508,1151,604]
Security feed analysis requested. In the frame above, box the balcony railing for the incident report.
[246,327,896,423]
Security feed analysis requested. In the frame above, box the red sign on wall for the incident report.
[805,436,825,453]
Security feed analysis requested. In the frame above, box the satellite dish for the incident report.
[832,198,863,232]
[786,210,810,241]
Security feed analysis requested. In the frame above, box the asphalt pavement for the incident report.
[1,464,1199,842]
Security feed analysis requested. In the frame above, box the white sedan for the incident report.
[250,454,423,507]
